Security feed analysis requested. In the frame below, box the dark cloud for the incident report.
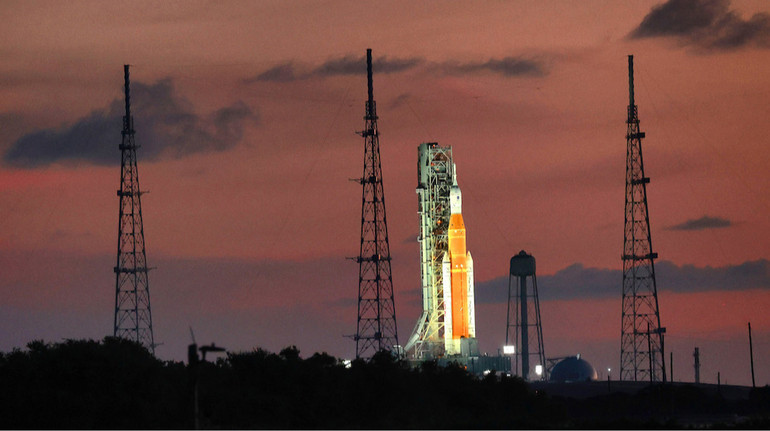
[249,54,544,83]
[475,259,770,302]
[667,215,732,231]
[3,79,258,167]
[656,259,770,293]
[0,112,36,152]
[312,55,424,77]
[251,62,298,83]
[630,0,770,50]
[437,56,546,77]
[372,57,425,74]
[250,55,424,82]
[632,0,725,37]
[313,55,364,76]
[475,263,616,303]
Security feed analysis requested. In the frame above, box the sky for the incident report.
[1,0,770,386]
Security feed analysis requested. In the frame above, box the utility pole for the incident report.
[694,347,700,384]
[354,49,399,359]
[749,322,756,388]
[113,65,155,353]
[620,55,664,382]
[647,323,653,384]
[670,351,673,382]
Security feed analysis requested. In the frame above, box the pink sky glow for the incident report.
[1,0,769,386]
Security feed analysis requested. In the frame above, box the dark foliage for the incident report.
[2,338,770,429]
[0,337,187,429]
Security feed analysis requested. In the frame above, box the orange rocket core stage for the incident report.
[448,212,470,338]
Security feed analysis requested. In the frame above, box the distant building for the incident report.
[550,355,598,383]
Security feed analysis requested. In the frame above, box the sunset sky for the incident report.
[1,0,770,386]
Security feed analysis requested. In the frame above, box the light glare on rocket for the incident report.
[442,174,476,355]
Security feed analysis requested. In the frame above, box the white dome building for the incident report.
[549,355,598,383]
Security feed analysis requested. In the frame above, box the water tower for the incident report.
[507,250,546,381]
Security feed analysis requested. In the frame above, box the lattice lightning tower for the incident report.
[354,49,399,359]
[620,55,665,382]
[114,65,155,353]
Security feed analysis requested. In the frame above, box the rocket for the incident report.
[442,171,476,355]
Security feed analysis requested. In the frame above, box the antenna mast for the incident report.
[114,65,155,353]
[354,49,399,359]
[620,55,665,382]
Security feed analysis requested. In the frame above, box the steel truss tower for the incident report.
[620,55,665,382]
[114,65,155,354]
[354,49,399,359]
[507,251,546,381]
[404,143,454,359]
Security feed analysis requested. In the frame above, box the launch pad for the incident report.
[404,143,509,374]
[405,143,476,359]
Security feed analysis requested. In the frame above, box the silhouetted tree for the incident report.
[3,338,769,429]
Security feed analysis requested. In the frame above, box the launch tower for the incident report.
[620,55,665,382]
[113,65,155,353]
[405,143,477,358]
[353,49,399,359]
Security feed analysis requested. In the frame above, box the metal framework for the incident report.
[507,250,546,381]
[620,55,664,382]
[404,142,454,359]
[114,65,155,354]
[354,49,399,359]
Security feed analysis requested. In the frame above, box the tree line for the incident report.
[1,337,769,429]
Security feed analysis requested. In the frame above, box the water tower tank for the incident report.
[510,250,536,276]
